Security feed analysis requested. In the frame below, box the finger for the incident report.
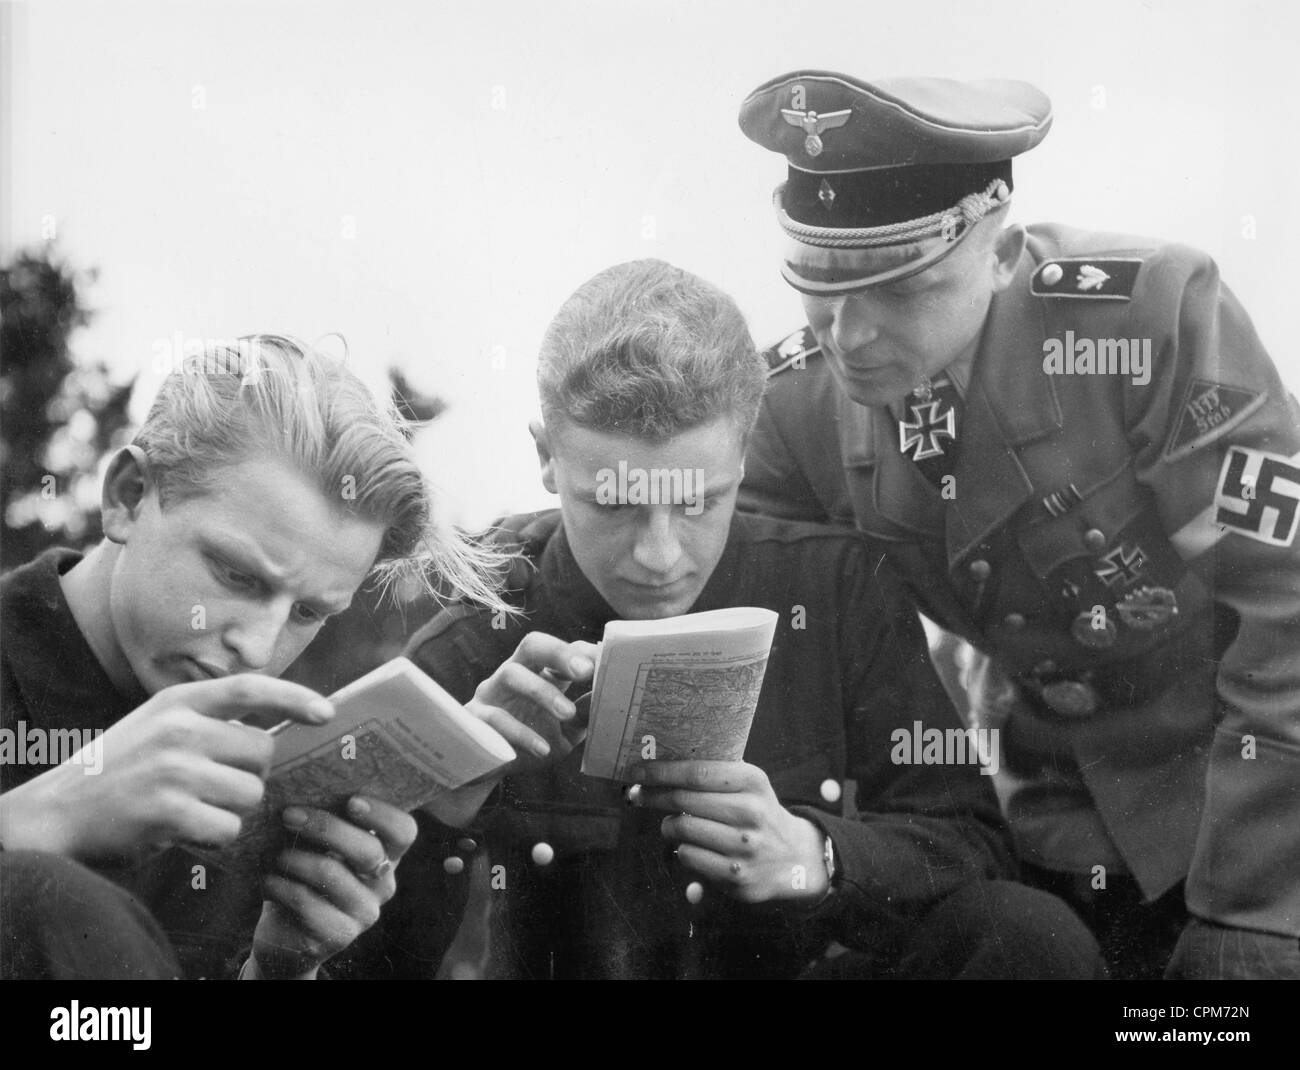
[167,797,249,849]
[660,812,747,856]
[185,715,276,776]
[345,796,417,863]
[261,872,366,949]
[495,661,578,721]
[189,761,268,814]
[469,701,552,759]
[636,787,752,825]
[279,807,391,877]
[634,760,753,793]
[674,842,739,886]
[147,757,266,834]
[511,632,598,683]
[144,710,276,778]
[170,675,334,725]
[270,850,383,927]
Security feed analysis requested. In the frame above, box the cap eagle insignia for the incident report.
[780,107,852,157]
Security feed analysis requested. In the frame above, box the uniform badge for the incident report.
[780,107,852,157]
[1214,445,1300,547]
[1031,258,1142,300]
[1042,483,1084,518]
[1093,542,1146,589]
[1040,680,1101,718]
[1075,265,1110,292]
[1164,378,1267,462]
[764,327,818,376]
[777,331,806,358]
[1116,586,1179,630]
[899,398,956,461]
[1071,610,1117,650]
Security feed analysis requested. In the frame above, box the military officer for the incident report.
[735,70,1300,979]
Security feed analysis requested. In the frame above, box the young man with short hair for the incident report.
[374,261,1103,979]
[0,334,575,979]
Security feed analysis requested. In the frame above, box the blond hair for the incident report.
[132,334,510,610]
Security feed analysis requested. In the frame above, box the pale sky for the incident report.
[4,0,1297,526]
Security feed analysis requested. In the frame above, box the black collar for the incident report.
[534,515,748,635]
[1,548,141,733]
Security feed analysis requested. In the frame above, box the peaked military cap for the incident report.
[739,71,1053,292]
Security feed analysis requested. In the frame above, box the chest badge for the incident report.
[899,398,956,461]
[1093,542,1147,589]
[1116,586,1179,630]
[1071,609,1118,650]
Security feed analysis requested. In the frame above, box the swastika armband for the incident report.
[1170,446,1300,558]
[1213,446,1300,547]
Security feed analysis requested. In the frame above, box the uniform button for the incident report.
[969,559,991,582]
[1083,528,1106,553]
[457,837,478,853]
[1041,263,1064,286]
[1003,613,1026,632]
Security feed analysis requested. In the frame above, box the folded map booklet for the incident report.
[580,607,779,782]
[205,657,516,870]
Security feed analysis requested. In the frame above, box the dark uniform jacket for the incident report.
[1,550,290,978]
[739,222,1300,946]
[1,551,138,792]
[375,510,1013,979]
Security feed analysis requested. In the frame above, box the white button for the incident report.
[531,842,555,867]
[685,881,704,905]
[1041,263,1064,286]
[819,779,842,804]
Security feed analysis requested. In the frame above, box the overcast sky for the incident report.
[4,0,1297,526]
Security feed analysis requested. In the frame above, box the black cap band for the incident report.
[785,159,1013,229]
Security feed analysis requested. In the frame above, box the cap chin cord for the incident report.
[776,177,1011,295]
[774,176,1011,249]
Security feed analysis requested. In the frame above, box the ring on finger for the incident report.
[360,856,393,882]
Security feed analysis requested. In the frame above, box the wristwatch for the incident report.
[821,833,839,895]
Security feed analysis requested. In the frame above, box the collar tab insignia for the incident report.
[1031,257,1143,300]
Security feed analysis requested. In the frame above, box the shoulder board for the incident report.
[762,326,822,376]
[1031,257,1143,301]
